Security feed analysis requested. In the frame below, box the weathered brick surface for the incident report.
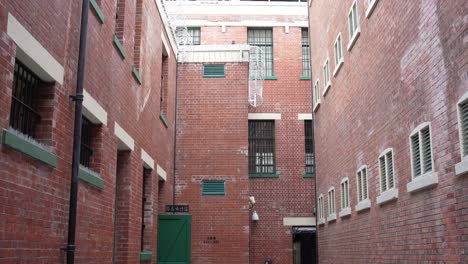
[309,0,467,263]
[0,1,176,263]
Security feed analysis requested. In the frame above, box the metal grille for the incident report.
[379,155,387,191]
[304,120,314,174]
[187,27,200,45]
[461,102,468,156]
[248,28,273,77]
[302,28,311,77]
[141,168,151,251]
[9,60,41,137]
[80,117,94,167]
[421,127,432,173]
[411,133,421,177]
[202,180,225,195]
[249,120,275,174]
[203,64,225,77]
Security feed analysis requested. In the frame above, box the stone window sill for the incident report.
[407,172,438,193]
[355,198,371,212]
[79,165,104,189]
[313,101,320,112]
[365,0,379,18]
[455,158,468,177]
[90,0,105,24]
[323,83,331,96]
[376,188,398,205]
[160,112,169,128]
[333,60,344,77]
[339,207,351,218]
[327,213,336,222]
[317,218,325,226]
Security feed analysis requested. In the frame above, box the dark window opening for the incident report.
[249,120,276,174]
[80,117,95,168]
[160,54,169,115]
[141,168,151,251]
[305,120,314,174]
[302,28,311,77]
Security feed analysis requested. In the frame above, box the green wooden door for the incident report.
[157,214,191,264]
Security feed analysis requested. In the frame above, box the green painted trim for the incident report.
[264,76,278,80]
[2,129,57,167]
[300,75,311,80]
[203,64,226,78]
[249,173,280,178]
[303,173,316,178]
[157,214,192,263]
[203,75,225,78]
[113,35,126,59]
[79,166,104,189]
[202,180,225,195]
[131,65,142,85]
[90,0,105,24]
[159,112,169,128]
[139,251,152,261]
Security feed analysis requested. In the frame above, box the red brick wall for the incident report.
[309,0,467,263]
[176,63,251,264]
[0,1,177,263]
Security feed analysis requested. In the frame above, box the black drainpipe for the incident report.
[63,0,90,263]
[172,56,180,209]
[306,2,319,263]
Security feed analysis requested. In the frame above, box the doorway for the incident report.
[292,226,316,264]
[157,214,192,264]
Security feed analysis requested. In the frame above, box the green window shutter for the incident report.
[387,152,394,189]
[202,180,225,195]
[379,156,387,191]
[462,102,468,156]
[421,127,432,173]
[411,133,421,177]
[203,64,225,78]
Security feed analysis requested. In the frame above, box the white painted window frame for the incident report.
[318,194,325,225]
[313,80,321,112]
[456,92,468,176]
[347,0,361,51]
[327,187,336,222]
[323,59,331,96]
[365,0,379,18]
[376,148,398,205]
[356,165,371,212]
[407,122,438,193]
[333,32,344,76]
[339,177,351,218]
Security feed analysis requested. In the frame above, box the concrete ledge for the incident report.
[132,65,142,85]
[139,252,152,261]
[7,13,64,84]
[160,112,169,128]
[141,149,155,170]
[455,158,468,177]
[79,165,104,189]
[248,113,281,120]
[339,208,351,218]
[317,218,325,226]
[322,83,331,96]
[298,114,312,120]
[283,217,316,226]
[355,198,371,212]
[83,90,108,126]
[333,60,344,77]
[407,172,438,193]
[326,213,336,222]
[113,35,126,59]
[376,188,398,205]
[157,164,167,182]
[90,0,105,24]
[365,0,379,18]
[114,122,134,151]
[2,128,57,168]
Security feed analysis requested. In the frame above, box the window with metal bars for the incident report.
[80,117,95,168]
[248,28,274,77]
[9,60,42,138]
[328,188,335,216]
[304,120,314,174]
[460,100,468,157]
[248,120,276,174]
[410,124,433,178]
[356,166,368,202]
[188,27,201,45]
[141,168,151,251]
[301,28,310,77]
[379,149,394,192]
[340,179,349,209]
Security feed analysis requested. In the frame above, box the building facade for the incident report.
[0,0,177,263]
[309,0,467,263]
[171,1,315,263]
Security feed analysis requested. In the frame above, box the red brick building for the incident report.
[308,0,467,263]
[171,1,315,263]
[0,0,177,263]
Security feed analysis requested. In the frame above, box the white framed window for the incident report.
[347,1,361,51]
[323,59,331,95]
[313,80,320,112]
[365,0,379,18]
[339,177,351,218]
[407,122,438,192]
[327,187,336,222]
[456,92,468,176]
[376,148,398,205]
[356,165,371,211]
[333,33,344,76]
[318,194,325,225]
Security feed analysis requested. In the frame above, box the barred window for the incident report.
[188,27,201,45]
[249,120,276,174]
[410,124,433,178]
[9,60,42,138]
[340,178,350,209]
[248,28,274,77]
[459,98,468,158]
[80,117,96,168]
[318,194,325,221]
[379,149,395,192]
[356,166,368,202]
[304,120,314,174]
[328,188,335,216]
[301,28,310,77]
